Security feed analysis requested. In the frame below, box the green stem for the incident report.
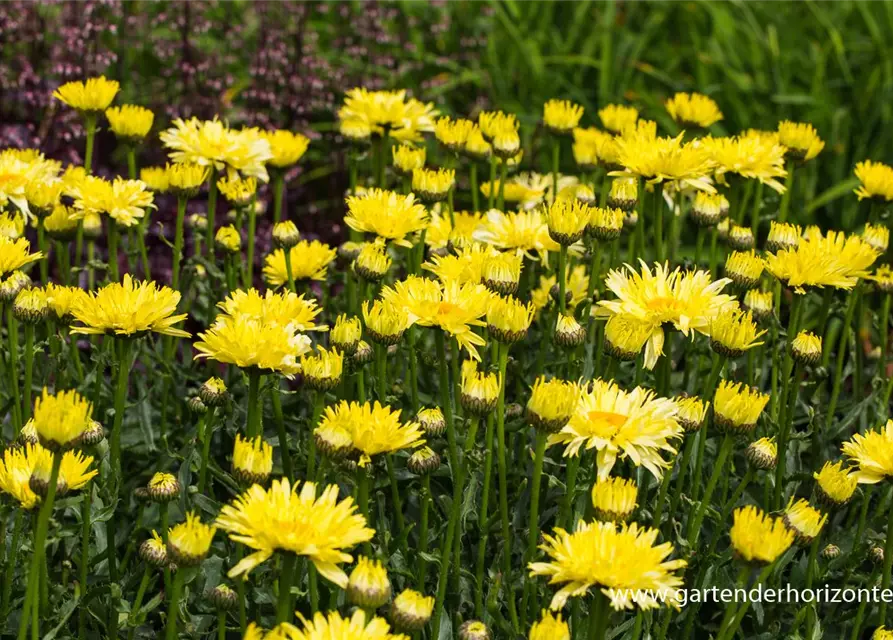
[246,371,262,438]
[17,451,61,640]
[653,183,665,262]
[717,565,773,640]
[880,501,893,625]
[217,609,226,640]
[172,197,186,291]
[375,343,387,402]
[107,222,120,281]
[778,162,795,223]
[271,391,293,481]
[587,591,610,640]
[36,220,48,283]
[78,485,92,639]
[246,196,257,286]
[551,138,560,205]
[408,326,419,413]
[827,283,861,427]
[276,553,296,623]
[163,570,184,640]
[198,411,214,493]
[879,293,891,381]
[284,248,297,293]
[22,324,33,422]
[690,353,725,500]
[84,114,96,174]
[474,413,495,617]
[669,435,696,518]
[385,454,407,555]
[206,168,218,260]
[687,433,734,546]
[470,163,479,212]
[560,454,581,530]
[557,245,568,314]
[495,342,519,631]
[309,391,325,480]
[356,468,371,555]
[522,432,547,622]
[272,173,285,225]
[498,161,508,212]
[416,473,431,590]
[488,155,496,210]
[126,565,151,640]
[1,509,23,622]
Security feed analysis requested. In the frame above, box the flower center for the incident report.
[587,410,627,434]
[646,296,683,318]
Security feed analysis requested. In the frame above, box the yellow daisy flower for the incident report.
[544,99,584,135]
[345,189,428,247]
[729,506,794,565]
[764,229,878,292]
[702,134,788,193]
[590,476,638,522]
[530,611,570,640]
[264,241,337,285]
[777,121,824,162]
[105,105,154,142]
[598,104,639,134]
[53,76,120,113]
[842,420,893,484]
[262,129,310,169]
[854,160,893,201]
[0,236,42,277]
[665,92,723,128]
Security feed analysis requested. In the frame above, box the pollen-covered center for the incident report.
[586,410,628,435]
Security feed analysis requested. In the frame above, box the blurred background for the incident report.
[1,0,891,238]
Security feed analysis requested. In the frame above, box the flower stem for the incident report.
[559,454,581,530]
[126,565,151,640]
[416,473,431,590]
[827,282,861,427]
[1,508,23,622]
[687,433,734,546]
[271,391,293,481]
[172,197,187,292]
[309,390,325,481]
[551,138,560,205]
[522,431,547,622]
[17,451,61,640]
[356,467,371,556]
[84,114,96,174]
[272,173,285,225]
[470,163,479,212]
[879,292,891,381]
[557,245,568,315]
[498,161,508,212]
[78,485,92,639]
[587,590,610,640]
[690,353,725,500]
[385,454,407,556]
[37,219,48,283]
[107,221,120,282]
[198,410,215,493]
[276,553,296,623]
[488,155,496,210]
[206,168,218,260]
[778,162,795,223]
[22,324,33,422]
[217,609,226,640]
[284,249,297,293]
[653,183,665,262]
[669,435,696,518]
[495,341,519,631]
[246,371,263,438]
[163,569,184,640]
[474,413,495,617]
[408,326,419,413]
[246,195,258,286]
[879,502,893,625]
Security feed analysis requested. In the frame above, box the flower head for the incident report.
[316,401,424,466]
[855,161,893,201]
[708,308,766,358]
[529,611,570,640]
[487,294,534,343]
[412,168,455,202]
[354,241,392,282]
[742,290,773,321]
[598,104,639,134]
[216,478,373,584]
[71,275,189,338]
[554,313,586,348]
[392,144,426,175]
[161,118,272,181]
[139,530,168,568]
[791,330,823,366]
[676,396,709,433]
[195,313,311,376]
[527,377,579,433]
[765,230,878,292]
[53,76,119,113]
[233,435,273,486]
[665,92,723,128]
[218,289,324,333]
[746,437,777,470]
[778,121,824,162]
[390,589,434,632]
[591,476,638,522]
[730,506,794,566]
[435,116,475,151]
[544,99,584,135]
[272,221,300,249]
[549,379,682,479]
[814,460,857,508]
[481,250,523,295]
[702,134,788,193]
[345,189,428,247]
[0,237,42,277]
[842,420,893,484]
[766,221,801,252]
[147,472,181,502]
[294,609,403,640]
[691,191,725,227]
[31,388,93,451]
[474,208,560,261]
[546,199,591,246]
[782,498,827,544]
[362,300,409,346]
[724,250,764,290]
[264,241,336,285]
[105,105,154,142]
[347,557,392,609]
[0,443,96,508]
[459,360,500,417]
[301,347,344,391]
[713,380,768,433]
[573,127,618,169]
[217,175,257,207]
[167,511,216,567]
[863,223,890,253]
[338,88,438,142]
[613,134,715,191]
[262,130,310,169]
[529,520,686,610]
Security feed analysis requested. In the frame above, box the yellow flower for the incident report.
[842,420,893,484]
[529,611,570,640]
[233,435,273,486]
[0,212,24,240]
[573,127,618,169]
[730,506,794,566]
[424,209,482,253]
[140,165,170,193]
[479,180,546,206]
[874,627,893,640]
[487,294,534,343]
[106,178,155,227]
[147,472,180,502]
[549,379,682,479]
[872,265,893,293]
[105,105,154,142]
[45,283,86,322]
[492,130,521,158]
[0,443,96,508]
[814,460,857,508]
[217,288,324,333]
[598,104,639,134]
[338,88,438,143]
[527,377,579,433]
[161,117,272,182]
[863,223,890,253]
[855,160,893,201]
[53,76,119,113]
[791,330,823,366]
[244,623,302,640]
[708,308,766,357]
[590,476,638,523]
[71,275,189,338]
[167,511,216,567]
[392,144,426,175]
[340,118,373,142]
[354,240,392,282]
[382,277,491,359]
[362,299,409,346]
[531,266,590,314]
[272,221,300,249]
[463,125,491,160]
[24,181,61,216]
[478,110,519,142]
[301,347,344,391]
[316,401,424,467]
[702,134,788,193]
[262,130,310,169]
[777,121,824,162]
[676,396,709,433]
[601,316,651,361]
[195,313,312,376]
[459,359,500,416]
[529,520,686,610]
[723,250,764,289]
[347,558,392,609]
[38,205,73,241]
[482,250,524,294]
[0,237,42,277]
[766,221,801,252]
[167,163,210,197]
[412,167,455,202]
[690,191,725,227]
[422,245,489,285]
[474,208,560,261]
[217,477,373,583]
[13,287,49,324]
[0,271,31,303]
[782,498,827,544]
[546,199,591,246]
[543,99,584,134]
[391,589,434,632]
[332,315,362,355]
[742,290,773,320]
[665,92,723,128]
[613,134,715,191]
[745,437,777,470]
[31,388,93,451]
[435,116,475,151]
[264,241,336,285]
[217,175,257,207]
[345,189,428,248]
[596,261,735,369]
[713,380,769,433]
[294,610,403,640]
[765,230,879,292]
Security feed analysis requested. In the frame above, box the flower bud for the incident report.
[417,408,446,437]
[390,589,434,632]
[272,221,300,249]
[459,620,491,640]
[146,472,180,503]
[347,557,391,609]
[208,584,238,611]
[407,447,441,475]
